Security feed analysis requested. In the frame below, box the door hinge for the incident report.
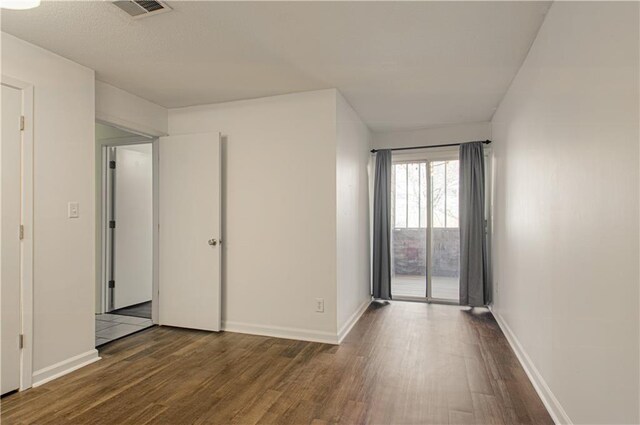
[19,334,24,349]
[20,116,25,131]
[109,220,116,229]
[108,280,115,289]
[19,224,24,240]
[109,160,116,169]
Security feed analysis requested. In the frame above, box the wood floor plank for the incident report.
[1,303,554,425]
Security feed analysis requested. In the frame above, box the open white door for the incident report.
[159,133,221,331]
[1,84,22,394]
[113,144,153,310]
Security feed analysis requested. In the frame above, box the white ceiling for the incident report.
[1,1,550,132]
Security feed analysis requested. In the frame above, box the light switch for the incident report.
[68,202,79,218]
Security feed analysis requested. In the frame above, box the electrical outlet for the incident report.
[315,298,324,313]
[68,202,79,218]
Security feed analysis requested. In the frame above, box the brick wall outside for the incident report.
[392,228,460,277]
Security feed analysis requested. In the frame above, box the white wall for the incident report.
[96,81,168,137]
[490,3,639,424]
[372,122,491,150]
[1,33,98,378]
[336,92,372,338]
[169,90,340,342]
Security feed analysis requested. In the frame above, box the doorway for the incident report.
[2,83,24,395]
[96,123,156,347]
[96,129,224,343]
[390,151,461,303]
[1,78,34,394]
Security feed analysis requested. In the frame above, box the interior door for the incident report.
[113,144,153,309]
[1,84,23,394]
[159,133,221,331]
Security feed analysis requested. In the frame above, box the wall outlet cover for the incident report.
[315,298,324,313]
[68,202,79,218]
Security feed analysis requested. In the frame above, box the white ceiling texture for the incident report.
[1,1,551,131]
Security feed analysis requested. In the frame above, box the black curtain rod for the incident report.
[370,139,491,153]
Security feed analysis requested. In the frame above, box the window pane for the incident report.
[407,163,420,228]
[431,159,460,301]
[446,160,459,228]
[394,164,407,228]
[431,161,445,228]
[419,163,427,228]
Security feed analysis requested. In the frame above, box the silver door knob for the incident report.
[208,239,217,246]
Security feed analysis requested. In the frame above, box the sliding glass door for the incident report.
[391,162,428,298]
[391,155,460,303]
[428,159,460,301]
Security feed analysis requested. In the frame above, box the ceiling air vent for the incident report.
[113,1,171,19]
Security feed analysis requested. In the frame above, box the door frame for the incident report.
[2,75,34,390]
[389,147,492,305]
[96,122,159,325]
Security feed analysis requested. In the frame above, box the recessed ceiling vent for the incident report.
[113,1,171,19]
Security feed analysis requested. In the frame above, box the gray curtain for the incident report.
[459,142,489,306]
[372,150,392,300]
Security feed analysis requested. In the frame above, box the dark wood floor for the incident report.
[1,302,552,424]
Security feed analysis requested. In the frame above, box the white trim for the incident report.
[337,298,371,343]
[95,114,167,138]
[98,146,108,314]
[32,350,101,388]
[151,139,159,325]
[489,306,572,425]
[215,133,223,331]
[222,321,340,345]
[97,135,152,146]
[222,299,370,346]
[2,75,35,391]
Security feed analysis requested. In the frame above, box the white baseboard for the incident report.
[488,306,572,425]
[223,299,372,346]
[222,321,340,345]
[32,349,101,388]
[337,297,371,344]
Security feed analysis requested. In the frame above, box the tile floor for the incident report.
[95,313,154,347]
